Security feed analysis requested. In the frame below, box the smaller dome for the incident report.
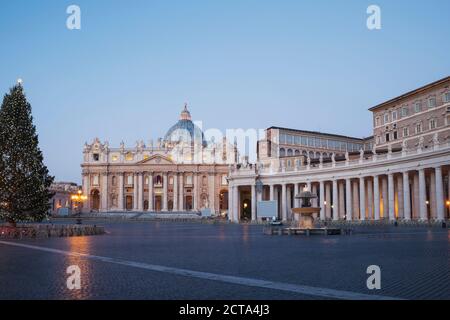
[180,103,191,121]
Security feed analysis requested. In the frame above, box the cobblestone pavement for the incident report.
[0,221,448,300]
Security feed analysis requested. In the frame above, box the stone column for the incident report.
[339,181,345,219]
[118,173,124,211]
[162,172,168,211]
[269,184,275,201]
[286,185,292,220]
[429,171,437,219]
[148,172,154,211]
[381,176,388,219]
[345,178,352,220]
[325,182,331,219]
[233,186,239,222]
[312,184,318,207]
[359,177,366,221]
[294,183,300,208]
[332,180,339,221]
[367,178,373,220]
[101,173,108,212]
[352,180,359,220]
[133,173,138,210]
[193,173,198,211]
[373,175,380,220]
[82,173,91,212]
[228,185,233,221]
[413,172,419,219]
[435,166,445,221]
[388,173,395,221]
[179,173,184,211]
[281,184,287,221]
[209,174,215,214]
[306,181,312,191]
[396,175,404,219]
[403,171,411,220]
[173,173,178,211]
[138,172,143,211]
[418,168,427,220]
[251,183,257,221]
[320,181,325,221]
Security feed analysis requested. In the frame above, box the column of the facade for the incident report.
[179,173,184,211]
[281,184,287,221]
[162,172,168,211]
[373,175,380,220]
[251,183,257,221]
[82,173,91,212]
[332,180,339,221]
[352,180,359,220]
[435,166,445,221]
[381,176,388,219]
[193,173,198,211]
[413,172,419,219]
[338,181,345,219]
[388,173,395,221]
[133,173,138,211]
[118,173,124,211]
[173,173,179,211]
[101,173,108,212]
[312,184,318,207]
[209,174,216,214]
[418,168,427,220]
[403,171,411,220]
[148,172,154,211]
[396,175,404,219]
[325,182,331,219]
[429,171,437,219]
[228,185,233,221]
[233,186,239,222]
[359,177,366,221]
[269,184,274,201]
[294,183,300,208]
[367,178,373,220]
[345,178,352,220]
[319,181,325,220]
[138,172,144,211]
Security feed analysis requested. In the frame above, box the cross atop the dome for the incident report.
[180,103,192,120]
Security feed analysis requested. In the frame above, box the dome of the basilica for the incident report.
[163,104,206,146]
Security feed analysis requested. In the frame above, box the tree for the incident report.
[0,83,54,226]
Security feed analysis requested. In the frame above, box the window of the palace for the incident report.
[127,175,133,185]
[287,149,293,156]
[112,176,116,186]
[429,119,436,130]
[125,153,134,161]
[428,97,436,108]
[443,92,450,103]
[169,176,174,185]
[93,175,99,186]
[375,117,380,126]
[384,113,389,124]
[392,110,398,121]
[403,127,409,137]
[145,177,149,185]
[221,175,228,185]
[401,106,409,117]
[415,122,423,134]
[279,148,286,157]
[414,101,422,113]
[385,133,390,142]
[93,153,99,161]
[393,131,398,140]
[186,175,193,185]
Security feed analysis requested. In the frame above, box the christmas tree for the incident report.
[0,82,54,226]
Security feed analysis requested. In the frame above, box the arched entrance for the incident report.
[241,198,251,221]
[125,195,133,211]
[91,189,100,211]
[185,196,193,211]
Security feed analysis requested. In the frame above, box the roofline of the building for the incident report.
[267,126,370,142]
[368,76,450,112]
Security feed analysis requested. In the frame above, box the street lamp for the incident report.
[71,189,88,225]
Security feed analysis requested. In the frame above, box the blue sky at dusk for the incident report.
[1,0,449,183]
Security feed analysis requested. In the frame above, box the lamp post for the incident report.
[71,189,88,225]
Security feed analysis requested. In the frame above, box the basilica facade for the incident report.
[81,106,237,215]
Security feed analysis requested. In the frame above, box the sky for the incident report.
[1,0,449,183]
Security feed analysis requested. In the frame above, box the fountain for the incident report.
[291,188,320,229]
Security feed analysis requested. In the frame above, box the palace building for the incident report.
[228,76,450,222]
[81,105,237,215]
